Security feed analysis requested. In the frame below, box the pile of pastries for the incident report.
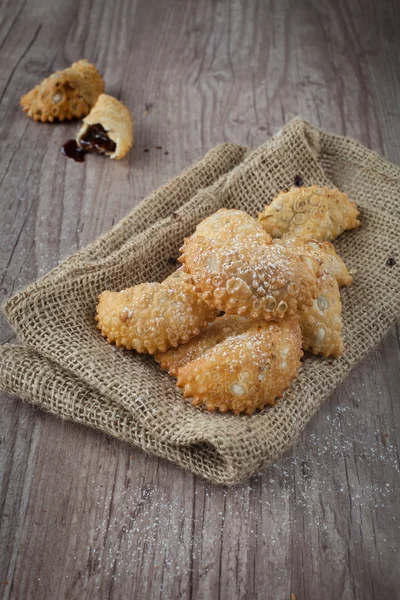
[20,62,361,415]
[96,185,360,415]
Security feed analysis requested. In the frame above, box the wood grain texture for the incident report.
[0,0,399,598]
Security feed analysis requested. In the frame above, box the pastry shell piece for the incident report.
[297,270,344,358]
[179,234,320,320]
[176,317,303,416]
[258,185,361,241]
[276,236,349,357]
[277,237,353,287]
[95,269,217,355]
[20,59,104,122]
[76,94,133,160]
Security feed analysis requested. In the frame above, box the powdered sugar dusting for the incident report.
[70,391,398,597]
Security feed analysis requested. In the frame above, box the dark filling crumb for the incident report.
[62,139,85,162]
[386,256,396,267]
[62,124,116,162]
[294,175,304,187]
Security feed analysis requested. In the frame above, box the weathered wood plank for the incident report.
[0,0,399,599]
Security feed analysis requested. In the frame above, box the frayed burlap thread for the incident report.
[1,119,399,484]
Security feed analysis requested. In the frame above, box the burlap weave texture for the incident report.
[1,118,399,484]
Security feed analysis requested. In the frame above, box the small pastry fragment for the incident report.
[20,59,104,122]
[258,185,361,241]
[96,269,217,354]
[176,317,303,415]
[75,94,133,160]
[155,315,253,376]
[179,235,320,320]
[193,209,272,245]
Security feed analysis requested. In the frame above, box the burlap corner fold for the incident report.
[1,119,399,484]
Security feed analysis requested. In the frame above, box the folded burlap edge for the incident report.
[1,141,253,484]
[0,344,241,483]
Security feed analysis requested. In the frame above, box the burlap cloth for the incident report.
[1,118,399,484]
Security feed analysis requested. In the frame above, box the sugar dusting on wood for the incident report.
[74,397,399,596]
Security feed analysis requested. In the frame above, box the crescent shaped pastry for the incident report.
[20,59,104,122]
[179,235,320,320]
[258,185,360,241]
[95,269,217,354]
[176,317,303,415]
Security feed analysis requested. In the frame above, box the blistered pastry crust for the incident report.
[179,235,320,320]
[96,269,217,354]
[20,59,104,122]
[177,317,303,415]
[258,185,360,241]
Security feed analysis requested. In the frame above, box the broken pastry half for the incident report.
[63,94,134,161]
[20,59,104,122]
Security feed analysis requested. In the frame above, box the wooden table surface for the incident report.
[1,1,399,599]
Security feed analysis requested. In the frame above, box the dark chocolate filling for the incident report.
[79,123,116,154]
[62,124,116,162]
[61,139,85,162]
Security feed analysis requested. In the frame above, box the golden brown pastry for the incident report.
[179,235,320,320]
[176,317,303,415]
[20,60,104,122]
[277,237,352,357]
[258,185,360,241]
[76,94,133,160]
[155,314,253,376]
[313,241,353,287]
[96,269,217,354]
[193,208,272,245]
[297,270,344,357]
[278,237,353,287]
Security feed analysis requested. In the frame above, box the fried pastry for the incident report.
[314,241,353,287]
[258,185,360,241]
[278,237,353,287]
[75,94,133,160]
[179,235,320,320]
[96,269,217,354]
[20,60,104,122]
[176,317,303,415]
[297,270,344,357]
[155,315,253,376]
[277,237,351,357]
[193,208,272,245]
